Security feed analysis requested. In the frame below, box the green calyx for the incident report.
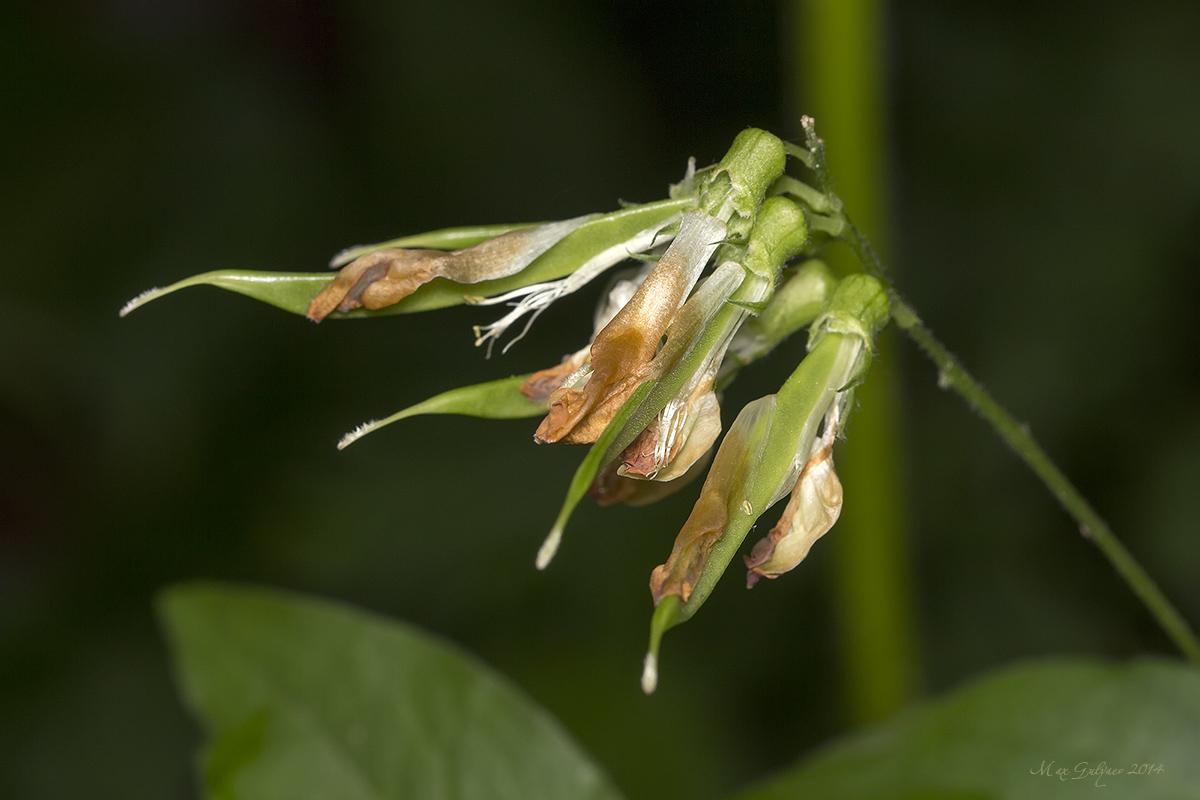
[806,273,888,390]
[742,196,811,282]
[807,273,889,353]
[698,128,786,242]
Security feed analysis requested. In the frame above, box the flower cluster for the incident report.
[123,124,889,693]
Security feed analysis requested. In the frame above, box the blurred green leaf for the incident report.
[735,658,1200,800]
[121,199,690,319]
[160,583,624,800]
[337,374,544,449]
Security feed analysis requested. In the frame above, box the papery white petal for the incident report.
[472,215,682,353]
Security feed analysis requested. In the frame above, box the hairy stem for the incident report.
[843,222,1200,666]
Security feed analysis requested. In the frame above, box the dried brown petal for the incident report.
[534,212,724,443]
[307,248,442,321]
[744,419,842,587]
[618,420,660,476]
[648,485,729,604]
[647,396,771,604]
[520,347,589,405]
[307,217,590,322]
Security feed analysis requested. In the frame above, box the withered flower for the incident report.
[121,125,898,697]
[744,400,844,586]
[306,215,594,322]
[649,395,776,604]
[534,211,727,444]
[641,273,889,693]
[520,266,650,405]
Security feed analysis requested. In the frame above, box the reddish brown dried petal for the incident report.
[308,221,584,322]
[307,249,444,321]
[534,212,724,443]
[649,487,729,604]
[591,444,713,508]
[520,348,588,405]
[618,420,660,477]
[744,426,841,587]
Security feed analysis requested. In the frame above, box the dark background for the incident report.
[3,1,1199,798]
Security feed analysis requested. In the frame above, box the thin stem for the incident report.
[842,222,1200,666]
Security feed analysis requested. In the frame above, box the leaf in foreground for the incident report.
[736,658,1200,800]
[160,583,624,800]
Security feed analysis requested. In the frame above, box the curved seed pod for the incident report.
[648,395,777,605]
[641,334,853,693]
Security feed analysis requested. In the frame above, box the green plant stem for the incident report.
[842,223,1200,666]
[792,0,920,724]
